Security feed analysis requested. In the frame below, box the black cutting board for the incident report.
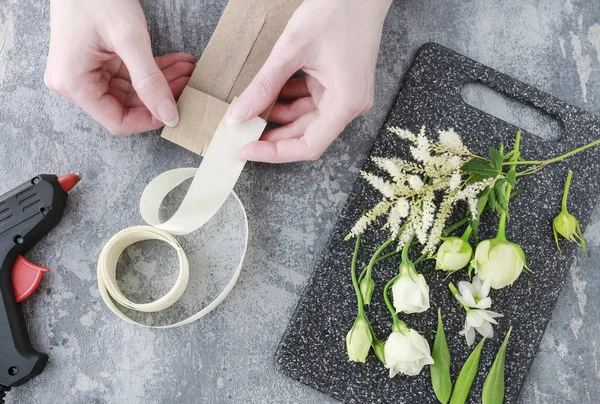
[275,43,600,403]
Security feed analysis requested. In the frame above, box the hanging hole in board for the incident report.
[461,82,564,141]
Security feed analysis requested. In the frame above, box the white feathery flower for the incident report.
[438,129,470,155]
[388,127,418,143]
[361,172,396,199]
[346,201,390,239]
[468,196,479,218]
[408,175,424,192]
[387,199,410,235]
[449,172,462,190]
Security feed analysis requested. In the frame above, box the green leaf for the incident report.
[482,327,513,404]
[462,158,498,179]
[449,338,485,404]
[506,170,517,188]
[489,148,502,171]
[431,309,452,404]
[510,189,522,199]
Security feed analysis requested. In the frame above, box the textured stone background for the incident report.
[0,0,598,403]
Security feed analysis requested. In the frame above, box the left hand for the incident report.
[227,0,392,163]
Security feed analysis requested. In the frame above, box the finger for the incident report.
[261,112,315,142]
[111,53,196,82]
[268,97,315,125]
[109,77,134,94]
[161,61,195,83]
[114,34,180,127]
[155,52,196,70]
[241,91,353,163]
[110,75,191,109]
[227,38,303,124]
[73,71,162,135]
[279,77,310,99]
[306,75,325,106]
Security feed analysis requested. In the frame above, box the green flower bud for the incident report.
[435,237,473,271]
[359,276,375,305]
[471,238,527,289]
[553,211,586,254]
[553,170,587,253]
[346,316,372,363]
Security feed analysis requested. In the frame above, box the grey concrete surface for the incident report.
[0,0,599,403]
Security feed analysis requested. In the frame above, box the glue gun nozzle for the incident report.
[57,173,82,193]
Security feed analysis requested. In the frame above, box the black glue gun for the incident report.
[0,174,80,402]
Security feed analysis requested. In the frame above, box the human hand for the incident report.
[45,0,196,135]
[227,0,392,163]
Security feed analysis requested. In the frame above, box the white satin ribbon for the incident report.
[97,106,266,328]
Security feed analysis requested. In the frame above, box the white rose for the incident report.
[472,239,526,289]
[435,237,473,271]
[384,328,434,377]
[392,261,430,314]
[345,316,372,362]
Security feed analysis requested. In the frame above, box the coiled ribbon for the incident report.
[97,108,266,328]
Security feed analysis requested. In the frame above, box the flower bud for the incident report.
[346,316,372,363]
[553,210,586,253]
[392,261,430,314]
[471,239,526,289]
[360,277,375,305]
[435,237,473,271]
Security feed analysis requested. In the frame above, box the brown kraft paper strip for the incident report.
[162,0,304,157]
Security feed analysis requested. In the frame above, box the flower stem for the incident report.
[442,217,470,237]
[365,236,396,281]
[383,274,401,322]
[350,235,364,313]
[461,225,473,242]
[502,138,600,166]
[562,170,573,212]
[401,234,414,263]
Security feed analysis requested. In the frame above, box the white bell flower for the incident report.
[450,276,503,346]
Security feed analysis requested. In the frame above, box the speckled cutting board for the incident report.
[275,43,600,403]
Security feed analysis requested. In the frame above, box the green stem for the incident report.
[401,234,414,263]
[502,138,600,166]
[358,249,402,284]
[442,217,470,237]
[562,170,573,212]
[383,274,401,322]
[350,235,364,313]
[413,252,429,265]
[365,236,395,280]
[461,225,473,242]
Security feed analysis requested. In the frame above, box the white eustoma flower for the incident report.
[392,261,430,314]
[346,316,372,362]
[384,327,434,377]
[452,276,503,346]
[435,237,473,272]
[472,239,526,289]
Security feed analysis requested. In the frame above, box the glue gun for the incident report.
[0,174,80,402]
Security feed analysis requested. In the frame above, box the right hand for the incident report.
[45,0,195,135]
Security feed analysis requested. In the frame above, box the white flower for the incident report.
[438,129,470,155]
[346,316,372,362]
[460,309,503,346]
[408,175,424,192]
[387,199,410,235]
[436,237,473,271]
[384,327,434,377]
[452,276,503,346]
[392,261,430,314]
[449,172,462,190]
[472,239,526,289]
[361,172,396,199]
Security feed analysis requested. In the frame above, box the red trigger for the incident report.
[12,255,50,303]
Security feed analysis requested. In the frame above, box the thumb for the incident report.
[115,33,179,127]
[227,44,301,125]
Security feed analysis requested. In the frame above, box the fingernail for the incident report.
[158,99,179,127]
[226,98,249,126]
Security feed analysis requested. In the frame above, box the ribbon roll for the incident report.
[97,106,267,328]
